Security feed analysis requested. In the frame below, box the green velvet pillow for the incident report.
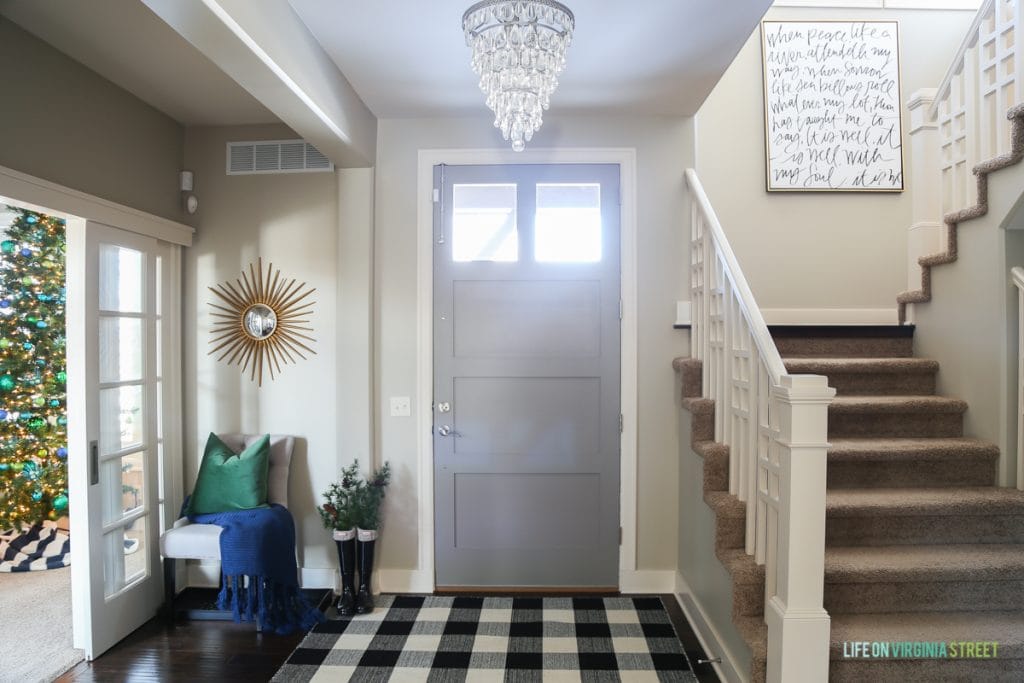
[186,433,271,516]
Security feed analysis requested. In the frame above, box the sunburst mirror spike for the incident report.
[207,258,316,386]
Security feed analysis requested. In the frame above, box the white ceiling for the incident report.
[0,0,772,125]
[287,0,773,117]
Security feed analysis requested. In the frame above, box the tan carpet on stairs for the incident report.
[676,329,1024,682]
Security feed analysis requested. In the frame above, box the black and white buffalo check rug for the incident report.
[273,595,699,682]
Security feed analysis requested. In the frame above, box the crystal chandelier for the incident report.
[462,0,575,151]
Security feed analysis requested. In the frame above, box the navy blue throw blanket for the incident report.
[189,504,324,635]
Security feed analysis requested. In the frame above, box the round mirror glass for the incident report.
[243,304,277,340]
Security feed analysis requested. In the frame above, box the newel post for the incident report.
[766,374,835,683]
[906,88,942,313]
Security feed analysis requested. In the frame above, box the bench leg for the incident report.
[163,557,176,625]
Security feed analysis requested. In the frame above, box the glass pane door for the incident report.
[68,221,163,660]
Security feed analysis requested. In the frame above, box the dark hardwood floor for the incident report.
[57,593,721,682]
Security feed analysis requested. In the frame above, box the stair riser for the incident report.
[774,337,913,358]
[716,516,745,551]
[829,412,963,438]
[821,372,935,396]
[826,580,1024,614]
[827,515,1024,546]
[733,582,764,618]
[703,453,728,492]
[827,460,996,489]
[831,658,1024,682]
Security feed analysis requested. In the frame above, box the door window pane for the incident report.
[100,451,145,524]
[452,184,518,262]
[535,184,602,263]
[103,515,147,598]
[99,244,143,312]
[99,385,143,454]
[99,317,143,384]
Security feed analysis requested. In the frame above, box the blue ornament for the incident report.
[26,216,37,224]
[0,300,9,309]
[56,447,67,459]
[0,463,8,471]
[0,411,6,420]
[37,294,48,302]
[31,490,42,501]
[22,342,33,350]
[19,248,30,257]
[57,416,67,426]
[49,399,59,407]
[36,321,47,329]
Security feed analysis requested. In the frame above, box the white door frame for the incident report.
[404,147,639,592]
[0,164,190,649]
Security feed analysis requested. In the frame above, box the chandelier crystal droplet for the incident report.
[462,0,574,152]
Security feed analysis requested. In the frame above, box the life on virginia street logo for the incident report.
[842,641,999,659]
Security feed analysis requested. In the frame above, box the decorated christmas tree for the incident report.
[0,207,68,530]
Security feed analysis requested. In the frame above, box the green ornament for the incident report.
[0,339,10,349]
[21,277,32,286]
[32,396,45,407]
[0,240,15,254]
[28,417,46,430]
[0,375,14,392]
[57,371,66,383]
[11,462,23,472]
[52,494,68,512]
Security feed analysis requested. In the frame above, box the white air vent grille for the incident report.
[226,139,334,175]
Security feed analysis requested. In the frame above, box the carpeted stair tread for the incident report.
[830,611,1024,659]
[825,544,1024,582]
[784,357,938,374]
[828,437,999,462]
[827,487,1024,516]
[829,395,967,413]
[704,491,745,519]
[718,548,765,585]
[734,615,768,661]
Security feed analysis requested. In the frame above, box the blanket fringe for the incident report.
[217,572,324,634]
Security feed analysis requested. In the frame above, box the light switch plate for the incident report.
[390,396,411,417]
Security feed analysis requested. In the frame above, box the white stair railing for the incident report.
[686,169,835,683]
[938,0,1021,213]
[1013,266,1024,491]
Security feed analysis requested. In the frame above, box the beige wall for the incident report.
[373,115,693,573]
[696,6,975,313]
[0,18,185,223]
[182,124,341,575]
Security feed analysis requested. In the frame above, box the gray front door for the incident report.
[433,163,621,588]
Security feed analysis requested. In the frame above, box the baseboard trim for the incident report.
[675,572,746,683]
[186,560,220,588]
[619,569,676,594]
[300,567,338,590]
[378,569,434,594]
[761,308,898,325]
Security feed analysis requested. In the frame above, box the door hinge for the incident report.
[619,414,624,433]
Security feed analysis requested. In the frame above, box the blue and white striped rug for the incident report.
[0,521,70,572]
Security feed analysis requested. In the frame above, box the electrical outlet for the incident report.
[390,396,411,417]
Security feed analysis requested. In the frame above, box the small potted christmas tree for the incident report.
[318,462,360,616]
[318,460,390,616]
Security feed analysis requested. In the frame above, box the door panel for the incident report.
[434,164,620,588]
[68,221,164,659]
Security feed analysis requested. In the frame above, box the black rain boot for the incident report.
[355,528,377,614]
[333,529,357,617]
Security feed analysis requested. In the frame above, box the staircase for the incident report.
[677,326,1024,682]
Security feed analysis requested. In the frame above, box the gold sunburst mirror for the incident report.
[208,258,316,386]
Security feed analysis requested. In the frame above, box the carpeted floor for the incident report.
[0,566,83,683]
[273,595,698,682]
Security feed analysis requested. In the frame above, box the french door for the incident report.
[433,163,621,588]
[67,221,166,659]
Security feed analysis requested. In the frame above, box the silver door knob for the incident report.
[437,425,461,437]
